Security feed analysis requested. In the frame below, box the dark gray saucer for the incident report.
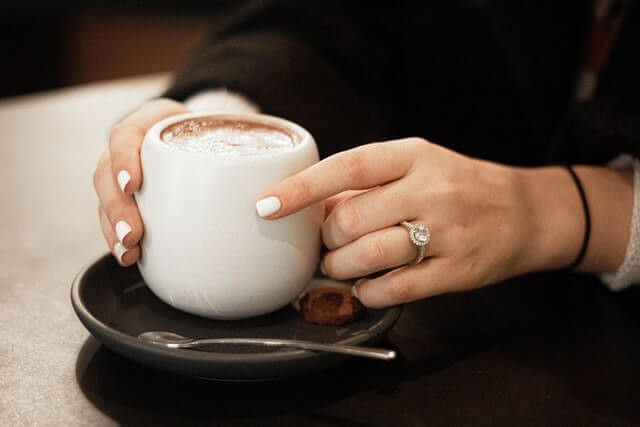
[71,254,401,381]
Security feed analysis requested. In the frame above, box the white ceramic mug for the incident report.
[135,112,323,319]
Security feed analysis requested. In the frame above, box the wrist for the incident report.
[514,166,585,273]
[570,166,632,272]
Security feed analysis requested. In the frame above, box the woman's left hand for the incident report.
[256,138,582,308]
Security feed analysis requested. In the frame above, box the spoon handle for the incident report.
[188,338,396,360]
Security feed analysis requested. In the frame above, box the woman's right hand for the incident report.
[93,98,189,266]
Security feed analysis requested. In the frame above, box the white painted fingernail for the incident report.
[353,280,363,298]
[115,220,132,245]
[117,170,131,192]
[351,280,361,299]
[256,196,281,218]
[113,242,128,264]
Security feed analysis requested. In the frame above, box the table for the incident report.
[2,75,640,426]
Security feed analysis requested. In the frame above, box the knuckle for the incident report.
[403,137,429,151]
[105,203,127,226]
[406,136,428,146]
[93,154,109,189]
[332,204,361,240]
[411,138,437,159]
[109,123,143,151]
[92,167,101,190]
[435,178,461,200]
[388,274,413,301]
[360,238,386,269]
[338,149,367,182]
[289,176,311,206]
[450,222,468,240]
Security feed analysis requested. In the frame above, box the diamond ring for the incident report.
[400,220,431,264]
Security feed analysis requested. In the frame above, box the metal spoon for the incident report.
[138,331,396,360]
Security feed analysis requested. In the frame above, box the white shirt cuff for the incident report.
[184,89,260,114]
[600,154,640,291]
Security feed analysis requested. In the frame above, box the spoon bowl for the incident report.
[138,331,196,347]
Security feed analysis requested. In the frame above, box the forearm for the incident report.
[518,165,633,274]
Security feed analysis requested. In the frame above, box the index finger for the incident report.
[256,139,419,219]
[109,98,188,194]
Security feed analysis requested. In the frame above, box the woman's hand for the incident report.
[256,138,588,308]
[93,98,189,265]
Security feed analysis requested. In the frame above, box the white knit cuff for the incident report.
[184,89,260,114]
[600,154,640,291]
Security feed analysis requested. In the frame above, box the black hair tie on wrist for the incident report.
[565,165,591,271]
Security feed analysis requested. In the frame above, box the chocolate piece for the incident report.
[300,287,366,326]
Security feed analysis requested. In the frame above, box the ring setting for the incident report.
[401,220,430,264]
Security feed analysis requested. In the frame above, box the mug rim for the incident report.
[145,112,314,161]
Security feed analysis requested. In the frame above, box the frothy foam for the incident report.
[161,119,296,156]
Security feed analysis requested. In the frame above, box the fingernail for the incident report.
[113,242,128,264]
[117,170,131,192]
[351,279,367,299]
[256,196,281,218]
[353,279,364,298]
[320,261,327,276]
[115,220,132,245]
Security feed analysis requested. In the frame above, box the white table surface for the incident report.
[0,74,169,425]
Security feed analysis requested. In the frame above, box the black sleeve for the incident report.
[550,95,640,165]
[162,1,399,158]
[164,1,640,166]
[549,2,640,165]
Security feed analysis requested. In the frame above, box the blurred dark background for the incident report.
[0,1,232,99]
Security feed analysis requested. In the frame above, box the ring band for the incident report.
[400,220,430,264]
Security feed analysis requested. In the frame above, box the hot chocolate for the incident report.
[161,118,297,156]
